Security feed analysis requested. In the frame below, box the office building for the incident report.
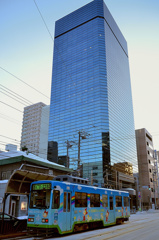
[21,102,49,159]
[48,0,137,186]
[136,128,158,209]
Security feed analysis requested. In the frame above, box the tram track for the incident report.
[80,218,157,240]
[2,213,159,240]
[29,218,159,240]
[0,221,155,240]
[0,233,48,240]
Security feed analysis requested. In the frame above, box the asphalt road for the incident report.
[57,211,159,240]
[10,210,159,240]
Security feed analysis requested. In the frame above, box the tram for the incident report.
[27,179,130,235]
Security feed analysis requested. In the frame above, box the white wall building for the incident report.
[21,102,50,159]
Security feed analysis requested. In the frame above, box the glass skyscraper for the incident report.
[48,0,137,186]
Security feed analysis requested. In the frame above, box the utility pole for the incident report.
[65,140,75,168]
[78,131,81,168]
[91,170,93,185]
[77,130,90,173]
[153,150,158,209]
[153,170,157,209]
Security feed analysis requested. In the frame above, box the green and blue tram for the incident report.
[27,180,130,235]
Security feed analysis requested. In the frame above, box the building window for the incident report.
[147,151,150,155]
[92,172,98,176]
[2,172,7,180]
[7,171,11,179]
[146,133,152,142]
[149,169,152,173]
[93,166,98,170]
[93,179,98,183]
[148,160,151,164]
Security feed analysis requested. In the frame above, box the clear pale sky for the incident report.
[0,0,159,151]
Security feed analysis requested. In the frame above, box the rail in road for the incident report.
[1,211,159,240]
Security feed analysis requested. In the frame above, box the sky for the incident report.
[0,0,159,151]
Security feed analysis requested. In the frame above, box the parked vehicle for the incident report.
[27,179,130,236]
[0,212,27,234]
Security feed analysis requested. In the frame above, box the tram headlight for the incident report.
[42,218,49,223]
[28,218,34,222]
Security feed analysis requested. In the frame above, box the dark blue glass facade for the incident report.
[48,0,137,185]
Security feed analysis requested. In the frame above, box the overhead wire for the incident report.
[0,101,23,113]
[1,1,159,179]
[33,0,54,41]
[0,90,29,106]
[0,135,20,143]
[0,84,33,105]
[0,66,49,99]
[0,113,21,124]
[33,0,74,84]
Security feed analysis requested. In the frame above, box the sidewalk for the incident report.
[134,209,159,214]
[0,232,26,239]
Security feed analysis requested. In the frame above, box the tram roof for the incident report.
[65,182,130,193]
[32,180,130,194]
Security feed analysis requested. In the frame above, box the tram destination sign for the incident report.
[32,183,51,191]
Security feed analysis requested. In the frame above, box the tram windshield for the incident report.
[29,183,51,209]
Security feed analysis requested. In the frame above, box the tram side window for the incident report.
[102,195,108,207]
[124,197,129,207]
[75,192,87,208]
[90,194,100,207]
[116,196,122,207]
[52,190,60,209]
[109,196,113,210]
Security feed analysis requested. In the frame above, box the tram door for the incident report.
[63,191,71,231]
[109,196,115,223]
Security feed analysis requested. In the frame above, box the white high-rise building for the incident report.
[21,102,49,159]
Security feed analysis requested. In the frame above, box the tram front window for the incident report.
[29,184,51,209]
